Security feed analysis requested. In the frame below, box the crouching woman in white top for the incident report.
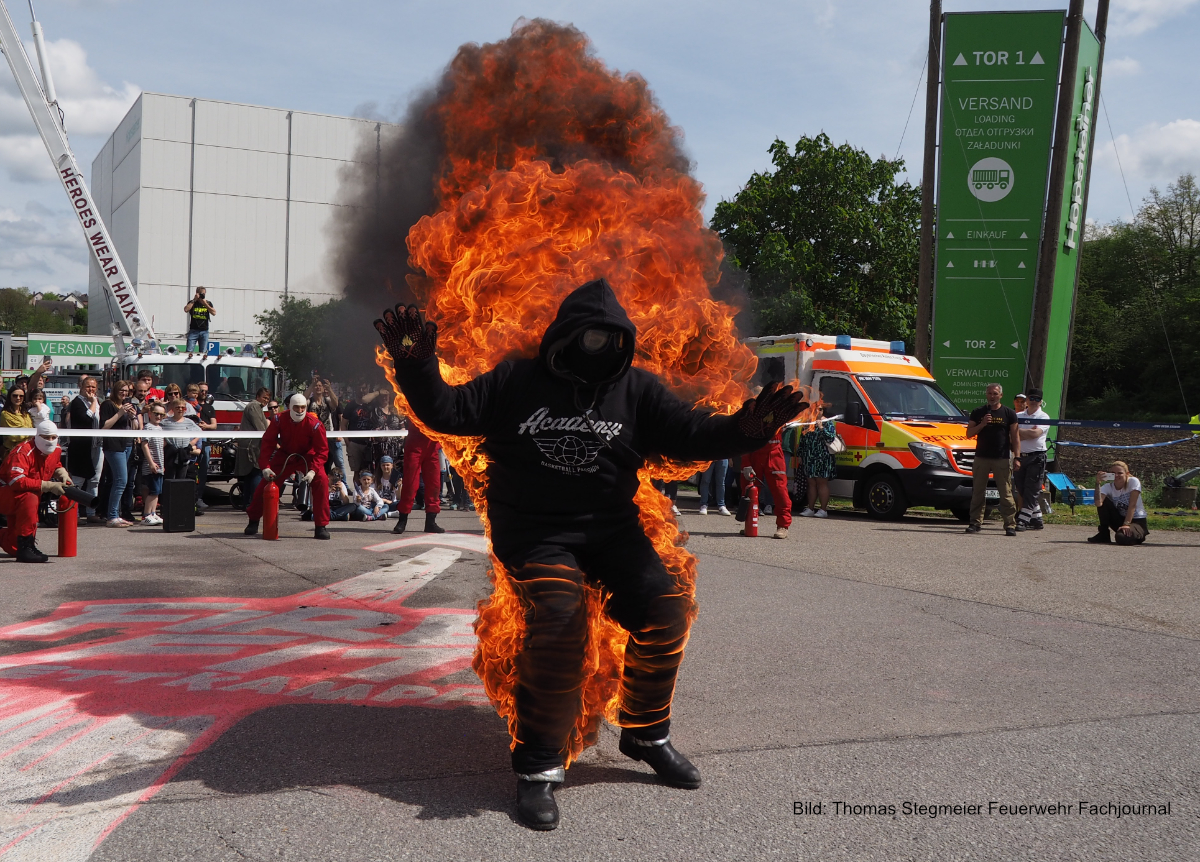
[1088,460,1149,545]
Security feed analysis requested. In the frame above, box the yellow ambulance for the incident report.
[746,333,987,520]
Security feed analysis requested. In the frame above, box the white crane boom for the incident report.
[0,0,158,351]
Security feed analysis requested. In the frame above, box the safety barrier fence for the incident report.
[880,414,1200,430]
[0,428,408,438]
[878,415,1200,450]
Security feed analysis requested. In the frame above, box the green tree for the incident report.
[256,294,394,387]
[0,288,30,333]
[1068,173,1199,417]
[711,133,921,342]
[25,306,71,335]
[255,296,329,383]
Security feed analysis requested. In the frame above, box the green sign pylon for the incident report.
[930,10,1065,409]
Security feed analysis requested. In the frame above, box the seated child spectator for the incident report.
[355,470,386,521]
[327,467,357,521]
[377,455,399,514]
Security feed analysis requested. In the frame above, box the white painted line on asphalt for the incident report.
[364,532,489,555]
[296,547,464,605]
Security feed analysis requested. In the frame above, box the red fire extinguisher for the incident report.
[263,478,280,540]
[745,483,759,537]
[58,495,77,557]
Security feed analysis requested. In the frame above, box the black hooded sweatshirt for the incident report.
[393,279,763,551]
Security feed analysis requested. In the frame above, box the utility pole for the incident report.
[1027,0,1085,390]
[914,0,941,367]
[1058,0,1109,416]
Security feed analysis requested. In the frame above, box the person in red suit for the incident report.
[244,393,331,539]
[740,428,792,539]
[393,423,444,534]
[0,421,72,562]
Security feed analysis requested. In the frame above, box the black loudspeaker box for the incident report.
[161,479,196,533]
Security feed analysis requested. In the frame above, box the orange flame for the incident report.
[377,20,757,764]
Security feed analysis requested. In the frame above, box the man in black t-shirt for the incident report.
[965,383,1021,535]
[184,288,216,355]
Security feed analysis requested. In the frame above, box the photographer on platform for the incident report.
[184,287,215,354]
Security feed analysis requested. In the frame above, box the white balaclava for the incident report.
[288,394,309,423]
[34,420,59,455]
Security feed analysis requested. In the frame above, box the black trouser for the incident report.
[164,444,193,481]
[499,525,692,775]
[1014,451,1047,526]
[1097,498,1148,544]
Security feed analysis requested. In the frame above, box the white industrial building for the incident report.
[88,93,397,343]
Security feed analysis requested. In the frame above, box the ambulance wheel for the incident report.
[863,473,908,520]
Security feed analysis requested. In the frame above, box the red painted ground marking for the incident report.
[0,545,486,859]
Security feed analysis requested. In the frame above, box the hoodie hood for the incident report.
[540,278,637,385]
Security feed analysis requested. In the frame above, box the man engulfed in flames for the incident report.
[376,285,805,829]
[348,18,816,831]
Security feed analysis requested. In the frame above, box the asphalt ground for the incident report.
[0,489,1197,861]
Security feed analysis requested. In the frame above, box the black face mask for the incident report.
[559,327,630,384]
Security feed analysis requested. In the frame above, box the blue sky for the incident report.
[1,0,1196,297]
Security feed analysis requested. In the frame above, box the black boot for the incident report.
[244,519,259,536]
[516,775,561,831]
[424,513,445,534]
[1087,529,1111,544]
[619,730,701,789]
[314,525,330,540]
[392,513,408,535]
[15,535,49,563]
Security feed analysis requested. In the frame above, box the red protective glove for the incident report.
[737,382,808,439]
[374,304,438,362]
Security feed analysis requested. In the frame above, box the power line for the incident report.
[894,56,928,162]
[1101,94,1191,417]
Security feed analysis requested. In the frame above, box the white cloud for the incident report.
[813,1,837,28]
[1096,118,1200,181]
[0,202,85,286]
[1103,56,1142,77]
[0,37,139,182]
[1109,0,1200,36]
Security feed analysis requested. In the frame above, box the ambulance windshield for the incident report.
[855,376,964,419]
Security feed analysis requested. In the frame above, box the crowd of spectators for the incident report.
[0,366,473,534]
[4,366,1143,543]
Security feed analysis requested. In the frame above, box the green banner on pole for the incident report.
[1041,23,1101,421]
[931,11,1064,408]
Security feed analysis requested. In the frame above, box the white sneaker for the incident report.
[143,514,163,526]
[196,499,209,510]
[717,506,732,516]
[698,506,708,515]
[815,509,829,518]
[671,505,681,516]
[800,508,817,517]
